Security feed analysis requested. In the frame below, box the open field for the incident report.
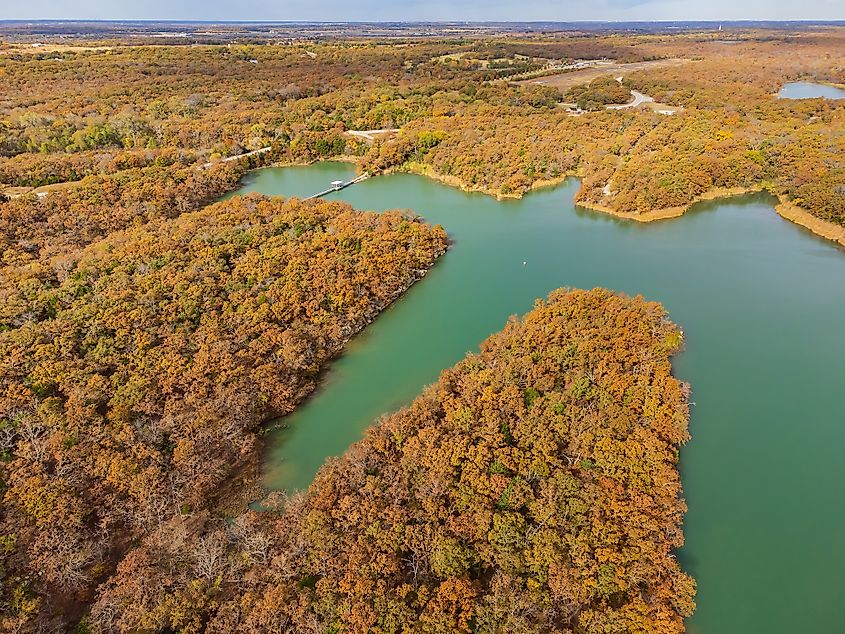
[0,43,113,54]
[517,57,693,90]
[2,179,81,198]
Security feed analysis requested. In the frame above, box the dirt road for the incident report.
[516,58,692,91]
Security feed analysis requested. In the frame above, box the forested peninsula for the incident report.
[0,195,447,630]
[86,288,695,634]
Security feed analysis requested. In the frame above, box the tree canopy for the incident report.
[0,194,447,630]
[90,288,695,634]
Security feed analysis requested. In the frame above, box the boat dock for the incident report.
[304,173,370,200]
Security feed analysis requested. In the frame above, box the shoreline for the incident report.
[398,162,577,200]
[251,238,449,500]
[574,199,687,222]
[774,198,845,247]
[396,162,523,199]
[577,187,845,249]
[812,79,845,91]
[252,159,845,250]
[393,166,845,248]
[575,185,768,223]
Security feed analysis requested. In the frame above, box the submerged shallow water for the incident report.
[230,162,845,634]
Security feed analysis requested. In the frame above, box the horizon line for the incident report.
[2,18,844,24]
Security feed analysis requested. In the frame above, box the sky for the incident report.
[0,0,842,22]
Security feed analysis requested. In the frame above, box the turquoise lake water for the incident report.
[231,162,845,634]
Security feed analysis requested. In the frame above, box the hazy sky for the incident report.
[0,0,842,22]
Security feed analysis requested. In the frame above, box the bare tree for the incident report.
[16,414,48,463]
[193,535,227,582]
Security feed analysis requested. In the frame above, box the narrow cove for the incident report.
[229,161,845,634]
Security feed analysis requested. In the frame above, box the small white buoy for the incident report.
[523,261,527,266]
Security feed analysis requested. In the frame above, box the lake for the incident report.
[230,162,845,634]
[778,81,845,99]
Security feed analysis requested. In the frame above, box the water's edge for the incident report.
[230,163,845,634]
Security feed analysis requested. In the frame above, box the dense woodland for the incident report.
[361,34,845,222]
[2,30,843,227]
[565,77,634,110]
[86,288,694,633]
[0,25,841,631]
[0,194,446,630]
[1,161,245,265]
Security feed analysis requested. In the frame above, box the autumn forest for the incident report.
[0,19,844,634]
